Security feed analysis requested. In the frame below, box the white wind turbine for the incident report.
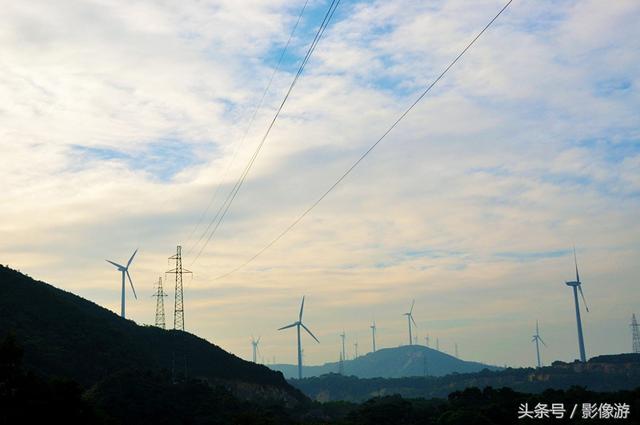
[565,247,589,362]
[532,320,547,368]
[278,296,319,379]
[251,336,261,363]
[106,249,138,318]
[404,300,417,345]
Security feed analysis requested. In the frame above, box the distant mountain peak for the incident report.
[270,343,500,379]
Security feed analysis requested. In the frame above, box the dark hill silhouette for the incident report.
[270,345,500,379]
[0,265,302,403]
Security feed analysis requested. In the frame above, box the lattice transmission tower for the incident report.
[166,245,192,331]
[631,314,640,354]
[152,277,167,329]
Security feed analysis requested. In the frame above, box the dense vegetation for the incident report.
[0,333,103,424]
[0,333,297,424]
[3,335,639,424]
[292,355,640,402]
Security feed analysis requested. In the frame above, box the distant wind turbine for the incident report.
[251,336,261,363]
[403,300,417,345]
[370,321,377,353]
[532,320,547,368]
[106,249,138,318]
[277,296,319,379]
[340,331,346,361]
[565,247,589,362]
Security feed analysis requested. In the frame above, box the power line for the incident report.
[185,0,311,256]
[190,0,342,266]
[212,0,514,280]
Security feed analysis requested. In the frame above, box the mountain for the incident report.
[291,354,640,402]
[269,345,500,379]
[0,265,303,404]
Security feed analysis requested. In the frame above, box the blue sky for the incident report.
[0,0,639,368]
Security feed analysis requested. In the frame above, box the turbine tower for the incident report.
[532,320,547,368]
[340,331,346,361]
[565,247,589,362]
[277,296,319,379]
[152,277,167,329]
[403,300,417,345]
[251,336,261,363]
[106,249,138,318]
[370,321,377,353]
[354,341,359,359]
[631,314,640,354]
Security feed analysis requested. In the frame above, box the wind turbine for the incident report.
[370,321,377,353]
[251,336,261,363]
[106,249,138,318]
[277,296,319,379]
[340,331,346,361]
[532,320,547,368]
[403,300,417,345]
[565,247,589,362]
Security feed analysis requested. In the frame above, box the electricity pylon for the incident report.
[152,277,167,329]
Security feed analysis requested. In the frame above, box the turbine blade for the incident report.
[578,285,589,312]
[299,296,305,321]
[573,246,580,283]
[411,315,417,327]
[410,299,415,314]
[126,270,137,299]
[106,260,125,269]
[127,248,138,268]
[257,336,261,345]
[539,337,548,347]
[301,323,319,343]
[278,322,297,331]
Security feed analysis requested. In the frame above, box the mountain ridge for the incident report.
[292,353,640,402]
[0,264,304,403]
[269,343,501,379]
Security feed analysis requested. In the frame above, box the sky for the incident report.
[1,0,639,368]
